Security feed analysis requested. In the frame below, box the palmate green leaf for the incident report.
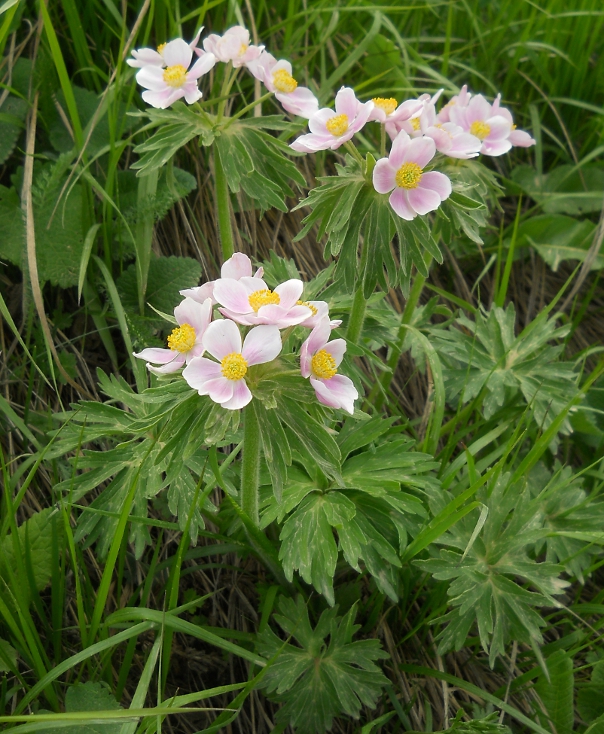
[431,302,579,450]
[534,650,574,734]
[265,437,438,603]
[416,473,568,666]
[257,597,389,734]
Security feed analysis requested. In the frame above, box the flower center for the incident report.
[325,114,349,137]
[239,43,248,56]
[395,162,423,189]
[297,300,318,316]
[248,288,280,312]
[311,349,337,380]
[221,353,248,381]
[410,117,421,131]
[273,68,298,94]
[470,120,491,140]
[372,97,397,115]
[163,64,187,88]
[157,43,167,54]
[167,323,196,353]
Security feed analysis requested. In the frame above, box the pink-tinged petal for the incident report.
[368,105,387,123]
[174,297,212,338]
[204,377,234,404]
[134,347,177,365]
[236,44,263,67]
[446,131,482,159]
[136,66,166,91]
[183,83,203,104]
[299,300,329,327]
[221,379,252,410]
[324,338,347,367]
[300,342,312,378]
[247,50,276,82]
[182,356,222,390]
[389,188,416,220]
[307,316,331,355]
[404,135,436,167]
[485,115,512,141]
[335,86,360,119]
[465,94,492,124]
[180,281,215,304]
[271,58,293,76]
[241,325,282,365]
[425,126,452,154]
[239,276,268,293]
[189,26,203,51]
[509,129,535,147]
[385,120,401,141]
[254,267,264,279]
[373,159,397,194]
[221,253,252,279]
[203,319,242,360]
[186,343,205,360]
[349,100,374,133]
[218,308,261,326]
[391,98,424,123]
[419,171,452,201]
[257,304,311,327]
[311,374,358,414]
[141,88,183,109]
[389,130,411,168]
[407,185,442,215]
[274,279,304,308]
[448,104,468,130]
[128,48,164,68]
[148,353,186,375]
[188,52,216,79]
[481,138,512,156]
[290,133,334,152]
[420,102,437,130]
[458,84,471,106]
[162,38,193,68]
[202,34,220,56]
[277,87,319,119]
[309,108,337,136]
[213,278,253,313]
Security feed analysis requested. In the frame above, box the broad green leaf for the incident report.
[535,650,574,734]
[514,213,598,272]
[42,682,121,734]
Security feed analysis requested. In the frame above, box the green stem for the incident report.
[222,92,274,130]
[344,140,366,171]
[368,258,432,410]
[241,403,261,526]
[380,123,386,158]
[214,150,235,262]
[347,235,370,344]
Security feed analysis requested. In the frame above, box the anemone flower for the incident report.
[250,53,318,118]
[135,38,215,108]
[297,300,342,330]
[417,98,482,159]
[436,84,472,123]
[127,28,203,68]
[134,297,212,374]
[289,87,374,152]
[180,253,264,306]
[491,95,536,148]
[448,93,514,156]
[300,317,358,414]
[213,277,312,328]
[183,321,282,410]
[373,131,452,220]
[202,26,263,67]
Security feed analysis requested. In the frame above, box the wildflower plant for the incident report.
[39,15,604,734]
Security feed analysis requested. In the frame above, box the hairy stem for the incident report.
[214,150,235,262]
[346,234,370,344]
[241,403,261,526]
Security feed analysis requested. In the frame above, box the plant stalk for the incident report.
[214,150,235,262]
[241,403,261,526]
[346,234,370,344]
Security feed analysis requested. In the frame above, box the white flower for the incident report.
[203,26,263,67]
[135,38,216,108]
[127,28,204,68]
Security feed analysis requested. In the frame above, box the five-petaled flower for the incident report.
[183,320,282,410]
[134,297,212,374]
[249,51,319,118]
[213,277,312,328]
[448,93,516,156]
[135,38,216,108]
[300,317,358,414]
[127,28,203,68]
[290,87,374,152]
[203,25,263,67]
[373,131,452,220]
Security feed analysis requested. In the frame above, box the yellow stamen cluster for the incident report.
[248,288,280,313]
[239,43,249,56]
[311,349,337,380]
[167,323,196,353]
[470,120,491,140]
[395,162,423,189]
[221,353,248,381]
[273,69,298,94]
[157,43,167,54]
[297,300,318,316]
[163,64,187,88]
[372,97,397,115]
[326,114,349,137]
[410,117,421,131]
